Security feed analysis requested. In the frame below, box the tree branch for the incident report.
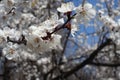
[82,0,86,7]
[59,30,71,64]
[52,38,112,80]
[7,35,27,45]
[89,62,120,67]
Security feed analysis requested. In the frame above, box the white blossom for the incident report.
[0,27,21,41]
[24,17,63,53]
[99,15,118,29]
[2,43,20,60]
[117,19,120,27]
[57,2,75,13]
[37,57,50,65]
[0,0,120,80]
[71,19,79,37]
[75,2,96,24]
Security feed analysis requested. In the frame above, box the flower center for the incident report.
[34,37,40,43]
[9,48,15,54]
[79,8,86,16]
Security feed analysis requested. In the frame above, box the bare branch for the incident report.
[52,38,112,80]
[89,62,120,67]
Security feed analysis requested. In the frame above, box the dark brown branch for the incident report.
[7,35,27,45]
[52,38,112,80]
[51,13,76,34]
[44,66,57,80]
[89,62,120,67]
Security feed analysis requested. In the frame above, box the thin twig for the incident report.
[59,30,71,64]
[105,0,113,16]
[82,0,86,7]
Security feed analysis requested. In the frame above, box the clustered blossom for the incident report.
[1,15,64,60]
[99,15,118,29]
[110,32,120,45]
[0,27,21,43]
[0,0,120,80]
[24,15,63,53]
[25,28,62,53]
[0,0,114,61]
[75,2,96,24]
[109,19,120,45]
[57,2,96,36]
[97,8,120,45]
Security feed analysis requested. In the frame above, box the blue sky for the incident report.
[64,0,118,45]
[65,0,97,6]
[64,0,99,56]
[63,0,119,76]
[63,0,119,74]
[64,0,118,56]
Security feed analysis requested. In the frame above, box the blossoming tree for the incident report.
[0,0,120,80]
